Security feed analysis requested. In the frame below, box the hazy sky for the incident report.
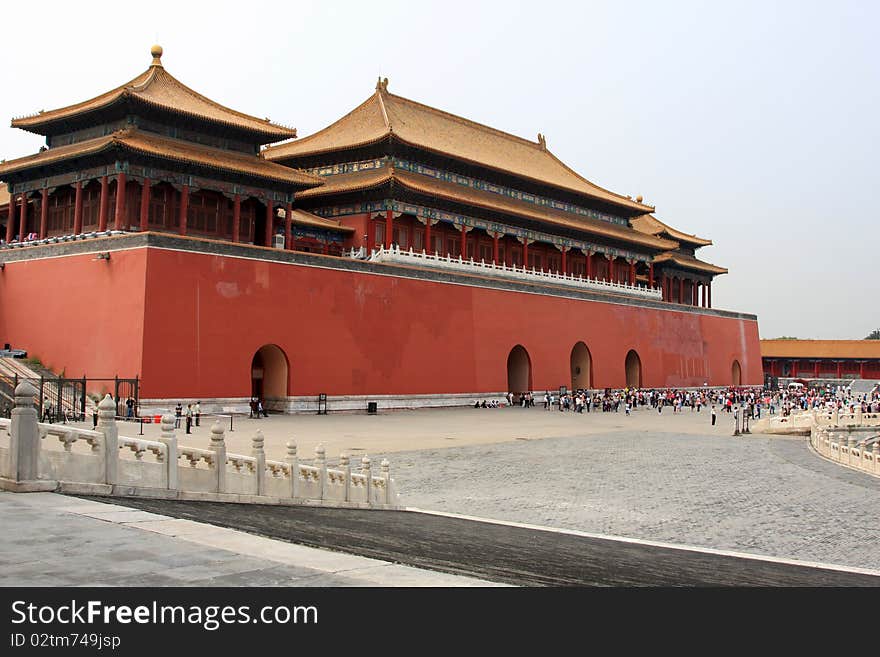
[3,1,877,339]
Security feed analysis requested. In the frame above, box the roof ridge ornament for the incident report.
[537,133,547,150]
[376,76,389,93]
[150,44,163,67]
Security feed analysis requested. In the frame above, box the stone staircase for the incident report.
[0,357,85,420]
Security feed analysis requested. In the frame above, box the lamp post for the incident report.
[742,406,751,434]
[733,406,741,436]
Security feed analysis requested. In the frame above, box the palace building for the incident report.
[0,47,760,413]
[761,340,880,382]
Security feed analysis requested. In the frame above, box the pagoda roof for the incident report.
[760,339,880,360]
[653,251,727,275]
[630,214,712,247]
[11,46,297,143]
[277,208,355,233]
[296,167,676,251]
[265,79,655,215]
[0,128,322,188]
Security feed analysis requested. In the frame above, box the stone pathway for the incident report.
[0,492,504,587]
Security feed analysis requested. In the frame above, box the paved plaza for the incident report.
[3,404,880,583]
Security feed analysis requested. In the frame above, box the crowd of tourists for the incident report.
[501,381,879,426]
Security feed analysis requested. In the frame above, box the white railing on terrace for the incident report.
[349,245,663,300]
[0,389,399,508]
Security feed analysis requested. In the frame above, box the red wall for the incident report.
[140,247,760,398]
[0,245,762,399]
[0,247,147,382]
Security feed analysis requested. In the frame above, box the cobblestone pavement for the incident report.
[386,430,880,570]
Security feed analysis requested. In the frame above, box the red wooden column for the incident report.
[265,202,274,246]
[19,192,27,239]
[178,185,189,236]
[5,195,14,242]
[139,178,151,231]
[384,209,393,249]
[232,194,241,243]
[679,277,685,303]
[73,182,83,235]
[649,262,654,289]
[859,361,866,379]
[98,176,109,231]
[114,172,126,230]
[836,361,842,378]
[522,240,529,269]
[791,360,798,377]
[813,361,820,378]
[661,273,667,300]
[629,261,635,286]
[769,360,777,377]
[459,224,466,257]
[561,248,567,275]
[284,202,292,250]
[39,188,49,239]
[424,219,432,254]
[492,233,500,264]
[707,281,712,308]
[692,281,698,306]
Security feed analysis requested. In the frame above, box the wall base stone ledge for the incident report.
[0,478,58,493]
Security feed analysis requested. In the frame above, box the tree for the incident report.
[866,329,880,340]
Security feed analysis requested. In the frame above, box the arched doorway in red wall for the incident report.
[732,359,742,386]
[251,344,289,401]
[625,349,642,388]
[570,341,593,390]
[507,345,532,401]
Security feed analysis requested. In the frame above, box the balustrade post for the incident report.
[252,430,266,496]
[210,420,227,493]
[832,407,839,426]
[362,455,372,505]
[315,444,327,500]
[381,458,391,505]
[873,441,879,474]
[7,381,41,483]
[159,413,178,490]
[285,441,299,498]
[341,453,351,502]
[97,394,118,486]
[855,405,863,425]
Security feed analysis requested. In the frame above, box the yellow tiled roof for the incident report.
[630,214,712,247]
[0,129,322,188]
[653,251,727,275]
[266,82,655,214]
[760,340,880,359]
[276,208,355,232]
[296,167,675,250]
[12,48,296,142]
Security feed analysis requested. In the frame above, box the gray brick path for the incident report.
[389,431,880,570]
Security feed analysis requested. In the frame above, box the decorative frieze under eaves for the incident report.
[9,161,294,205]
[313,199,652,263]
[306,156,629,227]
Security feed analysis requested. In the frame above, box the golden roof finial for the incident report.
[150,44,163,67]
[636,194,643,203]
[537,133,547,150]
[376,76,389,93]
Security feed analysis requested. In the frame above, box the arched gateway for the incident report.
[507,345,532,401]
[625,350,642,388]
[570,342,593,390]
[251,345,289,401]
[732,359,742,386]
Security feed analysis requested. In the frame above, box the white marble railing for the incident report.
[354,245,663,300]
[0,389,399,507]
[811,425,880,478]
[755,408,880,434]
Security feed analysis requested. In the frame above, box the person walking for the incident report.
[185,404,193,434]
[711,405,717,426]
[194,401,201,427]
[174,402,183,429]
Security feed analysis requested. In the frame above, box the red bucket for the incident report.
[154,414,161,423]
